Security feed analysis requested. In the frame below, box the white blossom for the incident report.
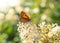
[17,22,40,43]
[0,13,5,20]
[32,8,39,14]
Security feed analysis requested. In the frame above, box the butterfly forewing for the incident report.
[20,11,31,23]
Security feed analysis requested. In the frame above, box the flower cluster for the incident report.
[17,22,40,43]
[17,22,60,43]
[38,22,60,43]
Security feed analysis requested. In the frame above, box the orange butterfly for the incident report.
[20,11,31,23]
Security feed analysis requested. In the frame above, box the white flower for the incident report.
[0,0,9,12]
[0,13,5,20]
[8,0,21,7]
[49,3,54,9]
[32,8,39,13]
[38,22,46,27]
[41,15,47,20]
[15,6,24,13]
[18,22,40,43]
[6,8,18,21]
[18,22,60,43]
[51,26,60,32]
[40,0,46,7]
[20,29,28,39]
[24,7,30,13]
[48,31,53,38]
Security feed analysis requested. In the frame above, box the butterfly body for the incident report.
[20,11,31,23]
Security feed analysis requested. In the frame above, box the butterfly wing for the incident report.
[20,11,31,23]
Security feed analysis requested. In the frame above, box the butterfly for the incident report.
[20,11,31,23]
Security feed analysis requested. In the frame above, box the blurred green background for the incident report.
[0,0,60,43]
